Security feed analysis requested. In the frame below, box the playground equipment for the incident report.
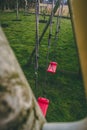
[0,0,87,130]
[42,0,87,129]
[47,62,58,73]
[38,97,49,117]
[26,0,61,66]
[35,0,50,117]
[35,0,63,117]
[46,0,63,74]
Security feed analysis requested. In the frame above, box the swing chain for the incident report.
[54,0,63,40]
[48,33,52,39]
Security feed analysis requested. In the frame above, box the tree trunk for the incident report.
[24,0,28,15]
[0,27,46,130]
[16,0,19,20]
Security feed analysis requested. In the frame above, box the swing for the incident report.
[37,97,49,117]
[35,0,50,117]
[47,61,57,73]
[46,2,63,74]
[35,0,62,117]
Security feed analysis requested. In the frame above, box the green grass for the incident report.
[0,11,87,122]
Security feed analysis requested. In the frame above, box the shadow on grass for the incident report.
[1,23,9,28]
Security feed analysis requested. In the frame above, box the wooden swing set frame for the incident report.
[0,0,87,130]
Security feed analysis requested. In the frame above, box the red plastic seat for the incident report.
[47,61,57,73]
[37,97,49,117]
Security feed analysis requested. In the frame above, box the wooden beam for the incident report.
[0,27,46,130]
[69,0,87,97]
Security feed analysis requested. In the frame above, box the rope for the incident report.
[52,0,64,60]
[43,0,63,95]
[35,0,39,88]
[46,0,54,67]
[55,0,64,41]
[44,0,54,90]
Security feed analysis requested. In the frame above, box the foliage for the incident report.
[0,0,35,10]
[0,12,87,122]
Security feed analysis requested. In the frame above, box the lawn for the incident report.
[0,11,87,122]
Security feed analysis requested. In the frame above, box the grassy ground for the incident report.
[0,11,87,122]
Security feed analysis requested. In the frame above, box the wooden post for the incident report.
[69,0,87,97]
[0,27,46,130]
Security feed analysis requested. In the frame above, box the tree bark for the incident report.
[0,27,46,130]
[16,0,19,20]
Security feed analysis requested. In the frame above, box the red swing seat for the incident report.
[37,97,49,117]
[47,61,57,73]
